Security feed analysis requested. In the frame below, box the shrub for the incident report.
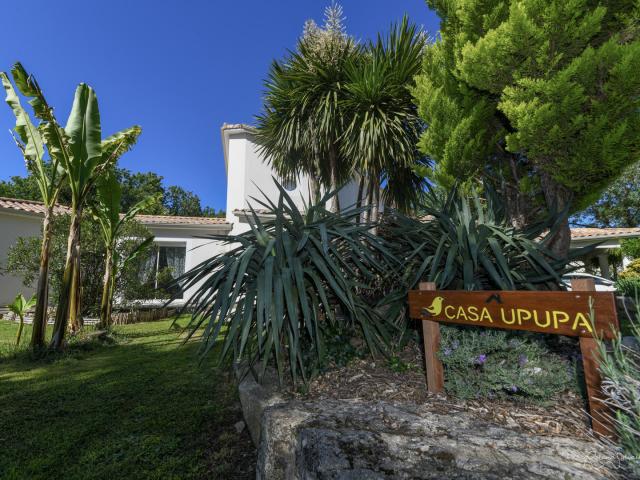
[439,326,577,403]
[620,258,640,280]
[383,187,584,292]
[617,277,640,299]
[598,302,640,475]
[622,238,640,260]
[4,213,152,317]
[177,184,399,384]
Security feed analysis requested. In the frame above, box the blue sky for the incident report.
[0,1,440,211]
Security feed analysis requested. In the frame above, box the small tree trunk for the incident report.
[328,146,340,213]
[99,248,114,329]
[16,315,24,347]
[370,182,380,235]
[107,267,116,325]
[308,175,321,204]
[355,174,365,224]
[540,171,573,259]
[30,209,53,350]
[69,250,82,334]
[50,210,81,350]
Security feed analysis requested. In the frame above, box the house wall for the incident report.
[224,128,359,235]
[143,225,230,302]
[0,211,42,305]
[225,130,313,234]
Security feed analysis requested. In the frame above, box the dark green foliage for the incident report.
[617,278,640,299]
[121,264,175,301]
[414,0,640,228]
[3,214,152,316]
[439,326,576,403]
[623,238,640,260]
[384,187,578,291]
[178,184,399,384]
[317,323,365,370]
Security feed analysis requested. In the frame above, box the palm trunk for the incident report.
[328,146,340,213]
[309,175,321,204]
[355,174,365,224]
[363,180,372,224]
[370,182,380,235]
[99,248,114,329]
[30,209,53,350]
[16,315,24,347]
[50,210,81,350]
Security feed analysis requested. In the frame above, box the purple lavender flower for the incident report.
[452,340,460,350]
[475,354,487,365]
[443,348,452,356]
[518,354,528,367]
[509,385,518,393]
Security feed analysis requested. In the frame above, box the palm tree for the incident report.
[341,18,427,219]
[8,293,36,347]
[48,83,141,349]
[92,172,158,328]
[255,3,359,211]
[255,6,426,216]
[1,63,66,350]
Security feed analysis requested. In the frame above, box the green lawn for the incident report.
[0,318,255,480]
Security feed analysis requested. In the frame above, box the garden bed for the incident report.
[291,341,593,441]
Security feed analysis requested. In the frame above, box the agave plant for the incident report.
[176,183,399,384]
[384,186,583,292]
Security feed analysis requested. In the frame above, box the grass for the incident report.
[0,318,255,480]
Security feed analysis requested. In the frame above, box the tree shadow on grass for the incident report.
[0,332,255,480]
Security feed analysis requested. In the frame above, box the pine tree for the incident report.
[414,0,640,256]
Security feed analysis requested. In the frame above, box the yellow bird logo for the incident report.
[422,296,444,317]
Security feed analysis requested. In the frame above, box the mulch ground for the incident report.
[292,342,595,441]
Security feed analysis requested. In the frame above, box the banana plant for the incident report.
[47,81,142,349]
[1,63,66,350]
[7,293,37,347]
[92,171,159,328]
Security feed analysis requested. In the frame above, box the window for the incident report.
[139,244,186,299]
[280,177,297,191]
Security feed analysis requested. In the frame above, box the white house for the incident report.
[0,197,231,306]
[221,123,359,235]
[1,122,638,307]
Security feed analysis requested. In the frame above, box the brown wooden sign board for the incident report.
[408,280,619,438]
[408,289,618,339]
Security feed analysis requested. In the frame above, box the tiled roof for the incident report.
[233,208,273,216]
[0,197,70,215]
[0,197,229,226]
[136,214,229,226]
[571,227,640,239]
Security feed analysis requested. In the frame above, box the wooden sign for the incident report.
[408,289,618,339]
[408,280,619,438]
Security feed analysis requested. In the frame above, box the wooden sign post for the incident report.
[409,280,618,437]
